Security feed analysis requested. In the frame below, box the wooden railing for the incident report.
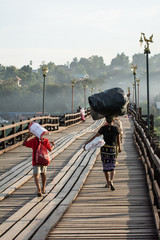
[131,113,160,236]
[0,108,90,154]
[59,108,90,126]
[0,116,59,154]
[128,106,155,137]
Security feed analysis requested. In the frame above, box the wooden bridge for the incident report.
[0,114,159,239]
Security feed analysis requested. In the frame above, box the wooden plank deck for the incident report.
[0,116,158,240]
[46,117,158,240]
[0,117,103,239]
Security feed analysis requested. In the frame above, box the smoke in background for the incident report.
[0,74,160,117]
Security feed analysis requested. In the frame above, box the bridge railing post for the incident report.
[11,121,16,145]
[1,124,6,150]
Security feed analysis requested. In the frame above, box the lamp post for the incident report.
[127,86,130,103]
[131,64,137,113]
[42,64,48,116]
[91,88,94,95]
[132,82,135,105]
[139,32,153,135]
[136,78,140,115]
[71,79,76,113]
[83,85,87,109]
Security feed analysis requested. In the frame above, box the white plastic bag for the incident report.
[29,122,48,139]
[85,136,105,151]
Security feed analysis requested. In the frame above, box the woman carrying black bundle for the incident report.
[84,116,121,191]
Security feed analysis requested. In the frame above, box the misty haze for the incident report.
[0,53,160,135]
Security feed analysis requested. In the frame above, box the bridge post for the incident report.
[11,121,16,145]
[1,124,6,150]
[19,120,23,141]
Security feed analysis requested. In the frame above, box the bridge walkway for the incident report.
[0,116,158,239]
[46,116,158,240]
[0,117,103,239]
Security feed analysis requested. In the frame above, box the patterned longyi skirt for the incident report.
[101,145,116,172]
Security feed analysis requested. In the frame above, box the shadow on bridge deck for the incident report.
[0,116,158,240]
[0,116,99,224]
[46,117,158,240]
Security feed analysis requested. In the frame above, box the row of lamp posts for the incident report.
[130,64,140,115]
[71,83,99,113]
[41,65,94,115]
[71,80,88,113]
[41,33,153,136]
[129,33,153,135]
[71,83,103,113]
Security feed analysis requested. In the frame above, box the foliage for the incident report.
[0,52,160,116]
[150,54,160,72]
[132,53,146,75]
[154,116,160,138]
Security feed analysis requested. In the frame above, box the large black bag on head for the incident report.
[88,87,128,120]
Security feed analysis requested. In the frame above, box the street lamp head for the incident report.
[139,33,153,54]
[139,34,143,47]
[136,78,140,86]
[71,79,76,86]
[42,65,48,77]
[91,87,95,95]
[131,64,137,74]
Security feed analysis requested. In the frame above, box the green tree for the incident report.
[111,53,130,69]
[54,67,71,84]
[107,53,130,81]
[150,54,160,72]
[0,64,5,78]
[18,65,37,86]
[79,58,90,73]
[89,55,106,78]
[28,82,42,93]
[4,66,18,79]
[132,53,145,74]
[70,57,78,68]
[20,65,32,74]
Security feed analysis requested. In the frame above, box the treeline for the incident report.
[0,53,160,115]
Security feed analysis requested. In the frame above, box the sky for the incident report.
[1,0,160,69]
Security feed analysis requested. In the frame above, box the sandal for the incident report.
[104,183,110,188]
[37,192,42,197]
[110,182,115,191]
[42,189,46,194]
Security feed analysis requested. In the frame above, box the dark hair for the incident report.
[105,116,114,123]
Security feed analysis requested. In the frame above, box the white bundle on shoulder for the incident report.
[85,136,105,151]
[29,122,48,139]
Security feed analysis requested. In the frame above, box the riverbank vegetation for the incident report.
[0,53,160,135]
